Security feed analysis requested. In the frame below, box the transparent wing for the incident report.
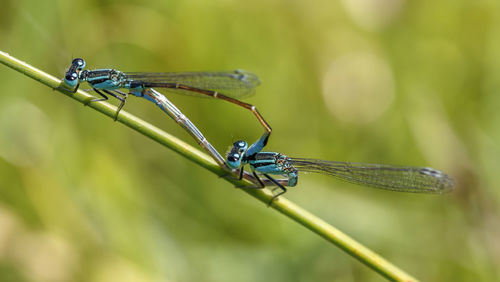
[290,158,455,193]
[124,70,260,98]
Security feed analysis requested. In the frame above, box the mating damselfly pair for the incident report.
[62,58,455,203]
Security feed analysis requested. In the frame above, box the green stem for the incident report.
[0,50,418,282]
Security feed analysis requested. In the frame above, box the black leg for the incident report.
[252,171,265,188]
[262,174,287,206]
[82,88,107,106]
[235,170,266,189]
[89,89,128,121]
[103,89,127,121]
[238,167,244,180]
[71,83,81,94]
[113,90,128,97]
[90,88,109,102]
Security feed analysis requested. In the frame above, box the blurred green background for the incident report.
[0,0,499,281]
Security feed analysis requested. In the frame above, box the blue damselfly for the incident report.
[63,58,271,135]
[227,135,455,203]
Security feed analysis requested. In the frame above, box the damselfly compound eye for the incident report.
[227,153,240,162]
[234,140,247,148]
[65,72,78,81]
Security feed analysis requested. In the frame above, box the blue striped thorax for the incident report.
[80,69,127,90]
[247,152,293,173]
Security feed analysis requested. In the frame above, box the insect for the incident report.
[226,134,455,203]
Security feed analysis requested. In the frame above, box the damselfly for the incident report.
[226,135,455,203]
[63,58,271,136]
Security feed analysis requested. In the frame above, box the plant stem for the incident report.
[0,50,419,282]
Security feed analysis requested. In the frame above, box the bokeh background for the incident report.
[0,0,499,281]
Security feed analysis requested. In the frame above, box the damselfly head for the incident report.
[226,140,248,168]
[64,71,78,85]
[63,58,86,87]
